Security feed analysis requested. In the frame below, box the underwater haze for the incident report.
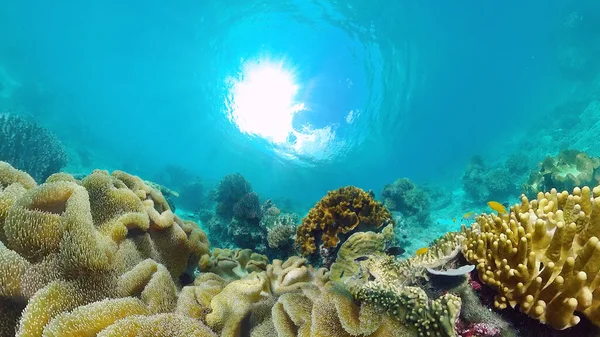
[5,0,600,336]
[0,0,578,204]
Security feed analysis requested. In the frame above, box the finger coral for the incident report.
[462,185,600,329]
[296,186,394,264]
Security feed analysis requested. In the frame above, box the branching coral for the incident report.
[0,114,67,183]
[523,149,600,198]
[296,186,394,264]
[463,185,600,329]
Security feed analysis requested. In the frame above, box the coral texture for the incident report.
[0,162,209,337]
[0,114,67,183]
[463,185,600,329]
[381,178,431,223]
[296,186,394,261]
[523,149,600,198]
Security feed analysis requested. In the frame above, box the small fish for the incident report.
[354,256,370,262]
[488,201,507,214]
[415,247,429,255]
[385,246,406,256]
[462,212,476,220]
[452,217,457,223]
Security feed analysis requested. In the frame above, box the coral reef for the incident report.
[344,253,462,337]
[205,173,271,252]
[462,155,519,207]
[0,113,67,183]
[179,181,210,212]
[382,178,430,221]
[463,185,600,329]
[0,162,209,336]
[263,209,300,259]
[198,248,269,281]
[523,149,600,198]
[296,186,394,266]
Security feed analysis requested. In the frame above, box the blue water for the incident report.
[0,0,594,209]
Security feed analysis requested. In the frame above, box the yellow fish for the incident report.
[462,211,475,220]
[452,217,456,223]
[488,201,507,214]
[415,247,429,255]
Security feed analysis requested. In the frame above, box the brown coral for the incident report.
[296,186,394,257]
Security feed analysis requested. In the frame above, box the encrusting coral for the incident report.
[296,185,394,266]
[462,185,600,330]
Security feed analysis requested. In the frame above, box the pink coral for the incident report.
[456,321,501,337]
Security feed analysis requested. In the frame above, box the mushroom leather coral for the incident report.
[523,150,600,197]
[296,186,394,255]
[463,185,600,330]
[0,162,210,337]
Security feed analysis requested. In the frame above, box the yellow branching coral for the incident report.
[296,186,394,256]
[462,186,600,329]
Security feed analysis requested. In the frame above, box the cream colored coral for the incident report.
[206,272,270,335]
[0,241,30,297]
[330,230,388,281]
[96,313,217,337]
[199,248,268,281]
[0,161,36,190]
[140,264,178,314]
[462,186,600,329]
[16,280,85,337]
[0,183,27,242]
[4,182,79,262]
[42,297,148,337]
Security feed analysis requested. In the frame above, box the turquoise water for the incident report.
[0,0,597,212]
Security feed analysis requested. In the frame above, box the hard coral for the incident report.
[381,178,431,222]
[296,186,394,260]
[523,149,600,198]
[462,156,518,206]
[0,113,67,183]
[463,185,600,330]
